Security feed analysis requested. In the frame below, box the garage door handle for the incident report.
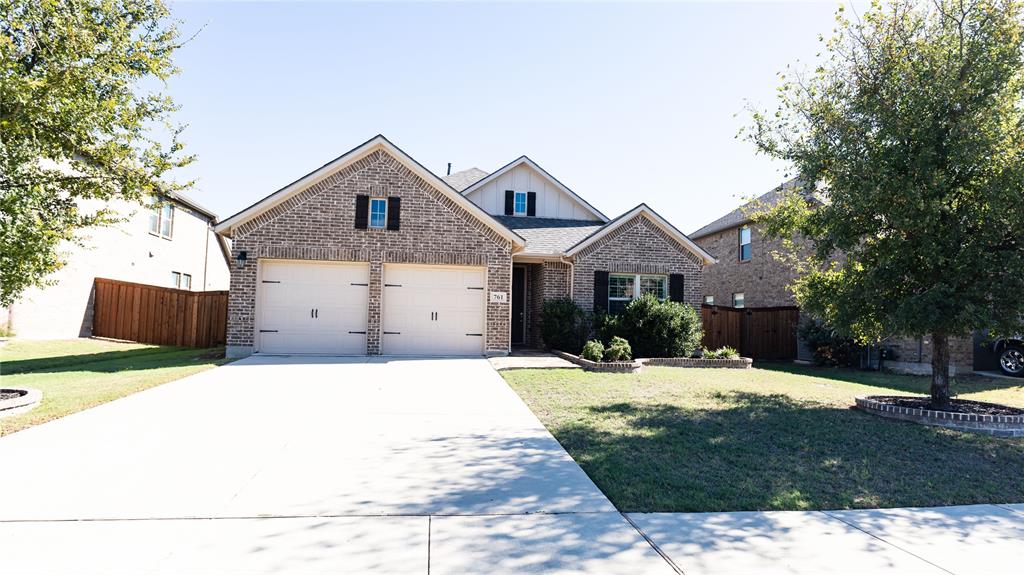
[383,331,400,335]
[260,329,278,333]
[385,283,402,288]
[350,282,368,286]
[466,287,484,290]
[466,333,483,337]
[348,331,366,334]
[261,280,281,284]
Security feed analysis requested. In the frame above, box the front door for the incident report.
[511,266,525,345]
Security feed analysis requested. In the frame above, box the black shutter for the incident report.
[669,274,685,303]
[504,190,515,215]
[593,271,609,314]
[386,197,401,230]
[527,192,537,216]
[354,195,369,229]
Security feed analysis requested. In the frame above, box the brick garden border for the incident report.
[551,351,754,373]
[0,388,42,419]
[551,350,643,373]
[855,395,1024,438]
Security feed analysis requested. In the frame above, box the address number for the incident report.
[490,291,508,303]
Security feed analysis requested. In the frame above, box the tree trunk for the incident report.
[930,333,952,411]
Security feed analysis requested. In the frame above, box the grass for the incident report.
[0,338,230,436]
[503,364,1024,513]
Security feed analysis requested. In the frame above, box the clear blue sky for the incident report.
[167,1,849,233]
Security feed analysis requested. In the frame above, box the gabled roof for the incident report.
[565,203,717,265]
[442,167,489,192]
[493,216,605,256]
[214,135,525,247]
[690,178,804,240]
[460,156,609,222]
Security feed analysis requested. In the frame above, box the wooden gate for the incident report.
[702,305,799,360]
[92,278,228,347]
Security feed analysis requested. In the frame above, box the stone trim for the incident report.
[0,387,42,418]
[258,245,369,262]
[643,357,752,369]
[856,395,1024,437]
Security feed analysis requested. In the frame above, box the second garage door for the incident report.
[382,264,486,356]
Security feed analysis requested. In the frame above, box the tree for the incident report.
[0,0,194,306]
[747,0,1024,410]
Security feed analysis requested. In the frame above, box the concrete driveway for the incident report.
[0,356,674,574]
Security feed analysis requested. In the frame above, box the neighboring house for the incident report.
[691,181,974,375]
[5,193,230,339]
[214,135,715,358]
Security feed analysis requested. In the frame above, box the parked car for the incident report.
[995,336,1024,377]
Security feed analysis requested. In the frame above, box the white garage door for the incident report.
[382,265,486,356]
[257,260,369,354]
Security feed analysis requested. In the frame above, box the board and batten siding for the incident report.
[464,163,602,221]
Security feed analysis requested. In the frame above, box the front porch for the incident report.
[510,260,573,348]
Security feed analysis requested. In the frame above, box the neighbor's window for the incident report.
[513,191,527,215]
[171,271,182,288]
[738,225,751,261]
[732,292,745,308]
[704,295,715,305]
[607,273,667,314]
[182,274,192,290]
[149,201,174,239]
[369,198,388,229]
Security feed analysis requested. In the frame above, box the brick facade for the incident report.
[572,215,704,313]
[694,222,803,307]
[226,149,512,357]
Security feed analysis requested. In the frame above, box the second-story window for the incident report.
[513,191,528,215]
[738,225,751,261]
[149,201,174,239]
[369,198,388,229]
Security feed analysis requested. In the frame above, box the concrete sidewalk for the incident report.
[1,356,1021,573]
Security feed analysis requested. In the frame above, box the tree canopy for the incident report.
[1,0,193,306]
[748,0,1024,408]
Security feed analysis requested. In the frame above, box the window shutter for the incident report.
[527,192,537,216]
[504,190,515,215]
[669,274,685,303]
[386,197,401,230]
[593,271,609,314]
[354,195,369,229]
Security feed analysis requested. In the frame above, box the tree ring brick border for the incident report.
[0,388,43,419]
[856,395,1024,437]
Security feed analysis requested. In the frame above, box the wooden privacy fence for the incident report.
[92,278,228,348]
[702,304,800,360]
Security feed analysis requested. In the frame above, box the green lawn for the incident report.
[0,339,229,436]
[504,364,1024,513]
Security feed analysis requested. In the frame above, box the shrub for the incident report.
[540,298,589,352]
[703,346,740,360]
[604,336,632,361]
[592,312,620,344]
[616,294,703,358]
[580,340,605,362]
[799,317,859,367]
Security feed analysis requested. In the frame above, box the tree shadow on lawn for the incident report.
[758,362,1023,397]
[1,346,224,376]
[554,391,1024,513]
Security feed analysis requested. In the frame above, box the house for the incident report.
[214,135,715,358]
[691,181,975,375]
[4,193,231,339]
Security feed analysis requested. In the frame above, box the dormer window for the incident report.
[513,191,527,215]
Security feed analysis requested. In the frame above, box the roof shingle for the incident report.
[441,167,489,192]
[492,216,605,254]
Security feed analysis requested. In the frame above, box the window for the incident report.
[182,274,192,290]
[171,271,181,288]
[738,225,751,261]
[607,273,667,315]
[513,191,527,215]
[369,198,387,229]
[704,295,715,305]
[732,292,745,308]
[149,201,174,239]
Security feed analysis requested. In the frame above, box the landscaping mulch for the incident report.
[0,390,27,401]
[870,395,1024,416]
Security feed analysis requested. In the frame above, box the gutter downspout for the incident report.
[560,256,574,299]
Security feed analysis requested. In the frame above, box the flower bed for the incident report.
[551,350,643,373]
[856,395,1024,437]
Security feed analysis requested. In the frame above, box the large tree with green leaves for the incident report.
[748,0,1024,410]
[1,0,193,306]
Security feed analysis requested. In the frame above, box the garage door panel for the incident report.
[258,261,368,355]
[382,265,486,356]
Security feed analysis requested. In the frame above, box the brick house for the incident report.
[5,193,230,339]
[691,180,975,374]
[214,135,715,358]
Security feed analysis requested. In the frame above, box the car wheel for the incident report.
[999,345,1024,377]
